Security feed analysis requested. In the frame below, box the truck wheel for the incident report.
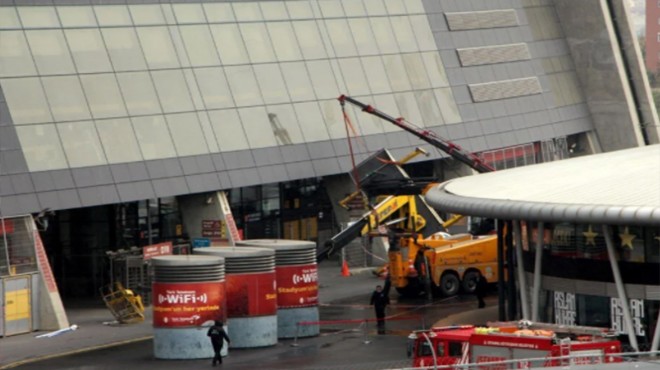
[462,271,480,294]
[440,273,460,296]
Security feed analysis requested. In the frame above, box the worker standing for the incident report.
[474,271,488,308]
[207,320,231,366]
[370,284,390,334]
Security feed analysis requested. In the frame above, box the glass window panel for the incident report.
[280,62,315,102]
[225,65,263,107]
[292,21,327,60]
[325,19,358,57]
[415,90,443,125]
[137,27,180,69]
[361,56,392,94]
[96,118,143,164]
[182,69,204,110]
[394,92,423,127]
[129,5,166,26]
[57,121,107,168]
[422,52,449,88]
[203,3,235,23]
[165,112,209,156]
[384,0,407,14]
[434,88,461,124]
[194,67,234,109]
[338,58,371,96]
[306,61,339,100]
[233,3,262,21]
[0,8,20,29]
[151,70,194,113]
[405,0,426,13]
[0,31,37,77]
[65,29,113,73]
[260,2,289,21]
[391,17,418,52]
[167,26,190,68]
[1,78,52,124]
[286,2,314,19]
[94,5,132,26]
[342,0,367,17]
[319,0,345,17]
[253,64,290,104]
[80,74,127,119]
[18,7,59,28]
[210,24,250,65]
[132,115,177,160]
[240,23,276,63]
[197,112,219,153]
[16,125,67,171]
[372,94,401,132]
[116,72,161,115]
[238,107,278,149]
[25,30,75,75]
[294,102,330,142]
[348,19,380,56]
[403,53,430,89]
[160,4,176,25]
[348,97,383,135]
[102,28,148,71]
[179,25,220,67]
[42,76,91,121]
[266,104,305,144]
[363,0,388,16]
[208,109,249,152]
[173,4,205,24]
[57,7,97,27]
[267,22,302,61]
[410,15,437,51]
[383,55,412,91]
[370,18,399,54]
[320,99,345,139]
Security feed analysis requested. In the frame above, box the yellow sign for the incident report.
[5,288,30,321]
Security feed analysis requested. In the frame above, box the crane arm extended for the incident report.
[338,95,495,174]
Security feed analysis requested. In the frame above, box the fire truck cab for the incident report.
[409,321,622,369]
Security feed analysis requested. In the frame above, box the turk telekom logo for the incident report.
[292,270,318,285]
[158,292,208,305]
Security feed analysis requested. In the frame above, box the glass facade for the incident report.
[0,0,460,172]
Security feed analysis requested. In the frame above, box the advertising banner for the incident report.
[226,272,277,317]
[153,282,226,327]
[143,242,173,261]
[276,264,318,308]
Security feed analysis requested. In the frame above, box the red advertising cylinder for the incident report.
[151,255,226,360]
[236,239,319,338]
[195,247,277,348]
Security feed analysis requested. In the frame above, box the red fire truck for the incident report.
[409,321,622,369]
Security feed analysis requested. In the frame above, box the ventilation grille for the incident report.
[445,10,519,31]
[469,77,542,102]
[457,43,530,66]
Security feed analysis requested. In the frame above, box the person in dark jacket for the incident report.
[370,285,390,334]
[474,271,488,308]
[207,320,231,366]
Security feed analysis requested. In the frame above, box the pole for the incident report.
[531,222,544,322]
[291,322,300,347]
[513,221,530,320]
[652,308,660,355]
[506,221,517,320]
[421,332,438,370]
[497,219,506,321]
[603,225,639,351]
[363,320,370,344]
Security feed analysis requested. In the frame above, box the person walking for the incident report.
[207,320,231,366]
[370,284,390,334]
[474,270,488,309]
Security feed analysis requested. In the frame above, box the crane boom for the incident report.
[338,95,495,174]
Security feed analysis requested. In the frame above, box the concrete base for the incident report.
[228,315,277,348]
[154,326,228,359]
[277,306,319,339]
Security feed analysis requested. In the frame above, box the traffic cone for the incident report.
[341,260,351,277]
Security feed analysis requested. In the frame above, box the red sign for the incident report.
[226,272,277,317]
[275,264,318,308]
[152,282,226,327]
[143,242,173,260]
[202,220,225,238]
[0,219,14,235]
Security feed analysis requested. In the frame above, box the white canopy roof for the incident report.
[424,144,660,225]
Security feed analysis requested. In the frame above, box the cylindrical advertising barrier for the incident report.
[194,247,277,348]
[151,255,226,359]
[236,239,319,338]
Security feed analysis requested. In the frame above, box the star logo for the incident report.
[582,225,598,246]
[619,227,636,250]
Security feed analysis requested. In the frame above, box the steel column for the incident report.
[532,222,544,322]
[514,221,530,320]
[497,220,506,321]
[651,307,660,354]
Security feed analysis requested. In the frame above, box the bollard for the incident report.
[291,322,301,347]
[362,320,370,345]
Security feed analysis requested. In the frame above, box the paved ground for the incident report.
[0,261,499,370]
